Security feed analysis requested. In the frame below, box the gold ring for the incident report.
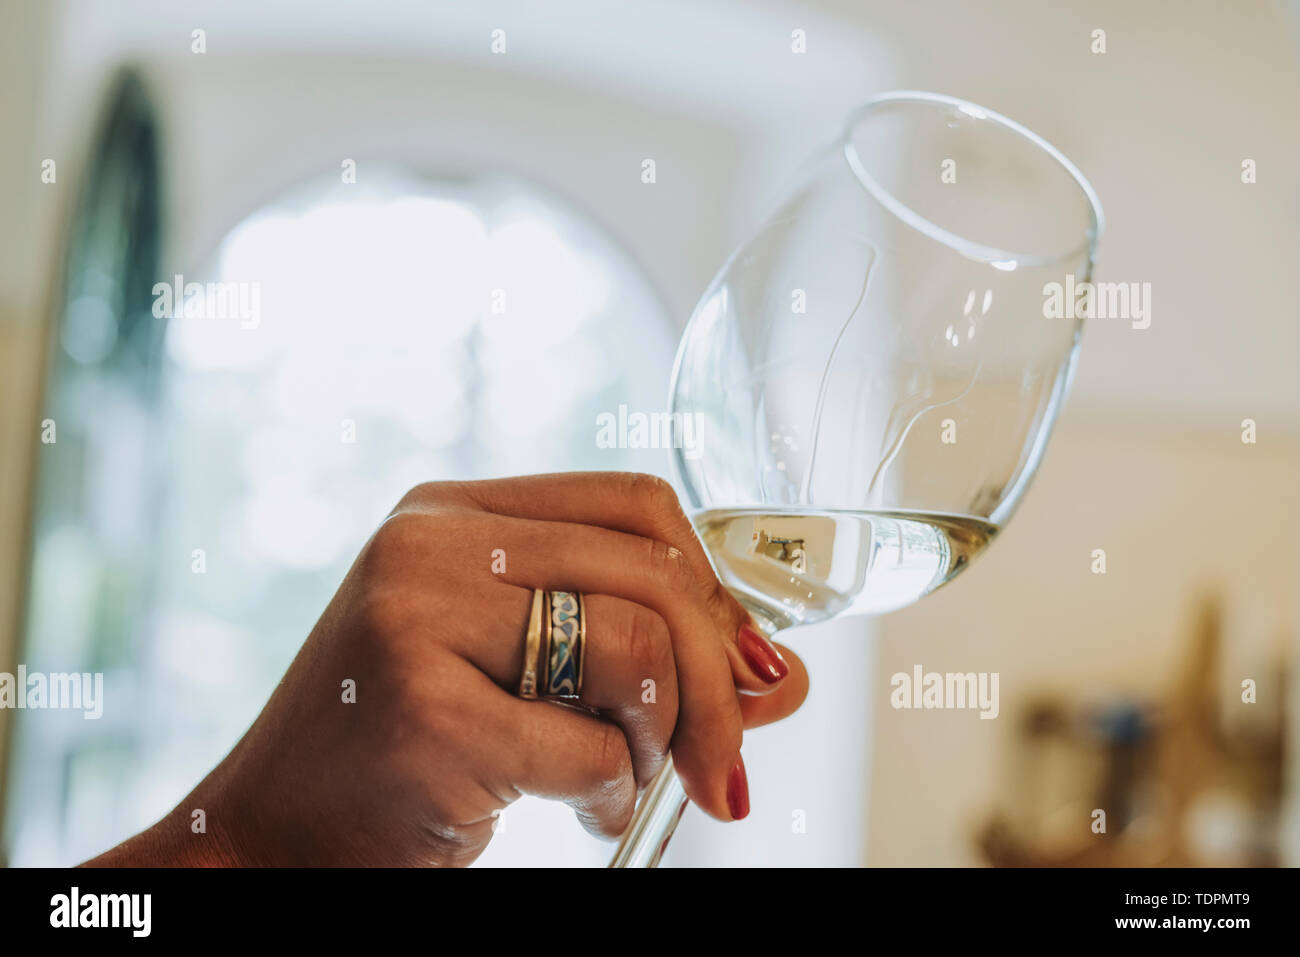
[518,588,546,699]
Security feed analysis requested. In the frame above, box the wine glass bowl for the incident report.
[669,91,1103,630]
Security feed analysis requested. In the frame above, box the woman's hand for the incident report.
[86,473,808,867]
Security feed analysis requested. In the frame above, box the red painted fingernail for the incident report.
[738,623,789,684]
[727,756,750,820]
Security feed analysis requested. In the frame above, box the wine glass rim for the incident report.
[842,90,1105,269]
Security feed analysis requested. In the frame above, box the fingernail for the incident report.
[738,623,789,684]
[727,756,750,820]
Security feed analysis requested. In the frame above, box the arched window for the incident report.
[7,154,676,865]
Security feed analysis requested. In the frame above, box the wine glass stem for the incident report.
[609,606,784,867]
[608,754,689,867]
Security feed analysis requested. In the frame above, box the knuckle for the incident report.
[690,691,744,756]
[645,537,697,596]
[717,714,744,756]
[638,711,675,783]
[703,576,736,621]
[367,510,426,567]
[419,826,486,868]
[593,722,635,791]
[624,472,679,515]
[396,481,452,510]
[625,472,693,537]
[623,604,672,676]
[416,785,497,866]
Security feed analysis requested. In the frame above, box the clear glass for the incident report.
[611,91,1103,866]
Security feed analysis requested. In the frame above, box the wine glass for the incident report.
[610,91,1103,867]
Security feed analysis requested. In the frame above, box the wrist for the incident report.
[81,781,254,868]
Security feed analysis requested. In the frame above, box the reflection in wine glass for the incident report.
[611,91,1103,866]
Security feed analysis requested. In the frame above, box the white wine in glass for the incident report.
[695,508,998,627]
[611,91,1103,867]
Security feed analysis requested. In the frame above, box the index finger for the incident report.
[421,472,791,693]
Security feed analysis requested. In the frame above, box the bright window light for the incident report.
[6,170,675,867]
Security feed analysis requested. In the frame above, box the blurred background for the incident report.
[0,0,1296,867]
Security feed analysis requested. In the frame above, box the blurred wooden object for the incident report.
[977,595,1287,866]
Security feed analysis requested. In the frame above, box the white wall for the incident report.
[820,0,1300,432]
[827,0,1300,865]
